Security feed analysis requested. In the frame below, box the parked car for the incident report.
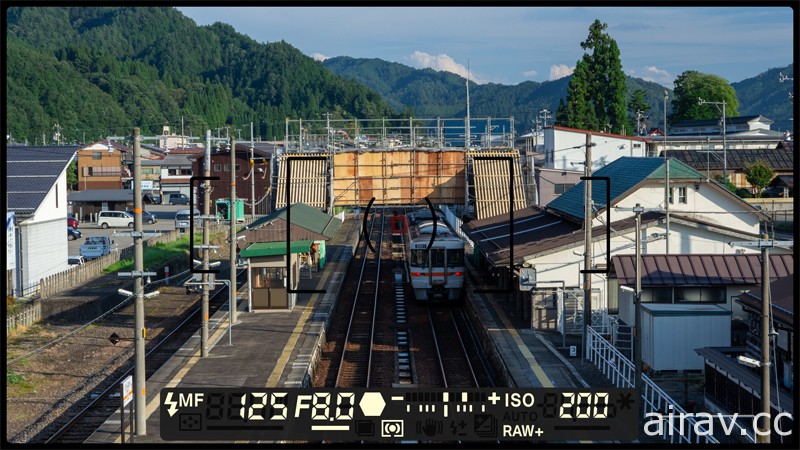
[80,235,115,259]
[68,226,82,240]
[149,194,162,205]
[166,193,190,205]
[67,214,79,228]
[127,209,158,224]
[97,210,134,228]
[68,255,86,265]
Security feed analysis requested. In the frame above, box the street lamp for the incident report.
[698,97,728,183]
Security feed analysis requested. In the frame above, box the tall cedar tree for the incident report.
[561,20,628,134]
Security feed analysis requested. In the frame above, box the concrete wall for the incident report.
[543,127,648,171]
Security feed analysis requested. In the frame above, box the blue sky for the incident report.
[178,6,794,88]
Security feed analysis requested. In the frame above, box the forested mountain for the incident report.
[324,56,672,134]
[6,7,792,144]
[732,63,794,131]
[6,7,395,144]
[324,57,794,135]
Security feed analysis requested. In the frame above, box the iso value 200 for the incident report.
[558,392,612,419]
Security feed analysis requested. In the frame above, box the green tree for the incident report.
[563,20,628,134]
[66,160,78,190]
[743,160,774,197]
[669,70,739,124]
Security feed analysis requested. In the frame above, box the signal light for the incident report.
[453,272,463,276]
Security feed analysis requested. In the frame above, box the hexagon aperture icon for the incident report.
[359,392,386,416]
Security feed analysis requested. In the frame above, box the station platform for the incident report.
[86,218,361,445]
[464,276,590,389]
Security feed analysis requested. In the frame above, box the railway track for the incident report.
[41,268,247,444]
[427,306,479,387]
[335,212,386,388]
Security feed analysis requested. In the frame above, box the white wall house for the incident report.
[543,126,651,171]
[463,157,777,330]
[7,145,80,297]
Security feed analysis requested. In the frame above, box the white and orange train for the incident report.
[391,209,465,302]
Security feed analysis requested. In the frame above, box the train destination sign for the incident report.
[160,388,638,441]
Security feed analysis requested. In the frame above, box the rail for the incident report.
[335,211,384,388]
[44,268,247,443]
[586,326,718,444]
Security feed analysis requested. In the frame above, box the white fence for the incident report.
[6,301,41,335]
[586,326,719,444]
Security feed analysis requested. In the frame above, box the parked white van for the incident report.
[97,210,134,228]
[175,208,201,230]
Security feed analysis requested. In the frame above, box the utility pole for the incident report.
[250,122,255,218]
[729,235,793,444]
[229,136,238,325]
[132,128,146,435]
[202,130,211,357]
[615,204,659,405]
[582,133,592,357]
[698,98,728,183]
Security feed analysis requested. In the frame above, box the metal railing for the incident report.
[586,326,719,444]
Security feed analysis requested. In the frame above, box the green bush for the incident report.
[735,188,753,198]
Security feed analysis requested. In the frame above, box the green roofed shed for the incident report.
[240,240,313,258]
[247,203,341,240]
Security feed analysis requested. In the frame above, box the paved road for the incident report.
[67,205,188,256]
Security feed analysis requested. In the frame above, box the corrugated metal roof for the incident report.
[735,276,793,326]
[7,145,79,214]
[666,148,794,171]
[275,155,328,210]
[240,240,312,257]
[68,189,137,202]
[547,157,708,222]
[610,253,793,286]
[247,203,341,240]
[695,347,794,415]
[470,150,526,220]
[461,206,663,266]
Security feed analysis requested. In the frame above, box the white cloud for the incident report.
[523,69,538,78]
[311,52,329,62]
[407,51,486,83]
[549,64,575,80]
[645,65,671,78]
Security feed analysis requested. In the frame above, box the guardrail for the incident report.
[586,326,718,444]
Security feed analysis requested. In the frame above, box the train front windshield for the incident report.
[411,248,463,267]
[447,249,464,267]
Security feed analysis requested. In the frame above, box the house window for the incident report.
[88,166,122,176]
[141,167,157,175]
[677,187,687,204]
[554,183,574,195]
[224,164,230,171]
[668,187,674,204]
[214,164,222,172]
[92,152,102,160]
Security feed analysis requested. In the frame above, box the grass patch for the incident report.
[7,369,25,384]
[103,236,191,273]
[7,369,37,396]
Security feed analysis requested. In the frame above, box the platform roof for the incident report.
[247,203,341,240]
[240,240,313,258]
